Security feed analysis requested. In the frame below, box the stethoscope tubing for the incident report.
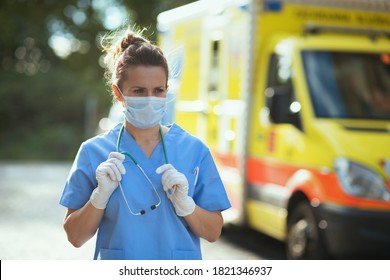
[116,124,168,164]
[115,124,168,215]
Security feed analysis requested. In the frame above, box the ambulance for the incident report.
[157,0,390,259]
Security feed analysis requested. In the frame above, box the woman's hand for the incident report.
[90,152,126,209]
[156,164,195,216]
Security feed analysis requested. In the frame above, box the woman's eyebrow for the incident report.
[130,86,165,89]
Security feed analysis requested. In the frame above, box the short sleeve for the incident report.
[192,151,231,212]
[59,143,96,210]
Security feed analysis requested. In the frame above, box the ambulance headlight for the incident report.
[334,158,390,201]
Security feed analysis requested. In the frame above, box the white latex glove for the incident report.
[90,152,126,209]
[156,164,195,217]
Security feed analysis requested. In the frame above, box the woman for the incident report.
[59,27,231,260]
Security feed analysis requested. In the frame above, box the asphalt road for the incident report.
[0,162,286,260]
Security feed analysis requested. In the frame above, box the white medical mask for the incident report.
[122,96,167,129]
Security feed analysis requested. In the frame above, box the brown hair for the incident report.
[101,27,169,95]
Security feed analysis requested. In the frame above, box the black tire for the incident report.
[286,201,326,259]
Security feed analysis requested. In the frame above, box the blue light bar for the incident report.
[264,0,282,11]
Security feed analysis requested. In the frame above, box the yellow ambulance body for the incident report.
[157,0,390,259]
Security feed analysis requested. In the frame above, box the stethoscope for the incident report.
[116,124,168,216]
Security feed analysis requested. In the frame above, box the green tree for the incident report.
[0,0,195,161]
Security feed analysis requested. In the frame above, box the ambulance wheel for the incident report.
[286,201,326,259]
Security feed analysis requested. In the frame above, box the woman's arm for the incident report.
[63,152,127,247]
[63,202,104,248]
[184,208,224,242]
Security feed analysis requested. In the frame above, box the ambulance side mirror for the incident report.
[265,87,302,129]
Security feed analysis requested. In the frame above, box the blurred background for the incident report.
[0,0,221,260]
[0,0,195,162]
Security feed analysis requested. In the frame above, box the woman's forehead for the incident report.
[123,65,167,85]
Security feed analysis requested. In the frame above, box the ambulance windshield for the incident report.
[302,51,390,120]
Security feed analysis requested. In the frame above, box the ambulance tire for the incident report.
[286,201,326,260]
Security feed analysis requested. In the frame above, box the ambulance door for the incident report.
[199,10,249,224]
[198,15,228,149]
[247,40,304,239]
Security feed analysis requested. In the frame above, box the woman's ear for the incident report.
[112,85,123,102]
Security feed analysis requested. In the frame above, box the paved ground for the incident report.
[0,162,94,259]
[0,162,270,260]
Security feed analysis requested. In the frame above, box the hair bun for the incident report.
[120,33,148,52]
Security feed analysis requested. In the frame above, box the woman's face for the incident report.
[119,66,167,98]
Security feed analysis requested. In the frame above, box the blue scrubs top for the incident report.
[60,123,231,260]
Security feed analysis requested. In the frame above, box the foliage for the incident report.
[0,0,195,161]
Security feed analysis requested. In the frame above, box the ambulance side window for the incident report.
[265,54,302,130]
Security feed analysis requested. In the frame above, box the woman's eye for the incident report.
[133,88,144,94]
[154,88,165,94]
